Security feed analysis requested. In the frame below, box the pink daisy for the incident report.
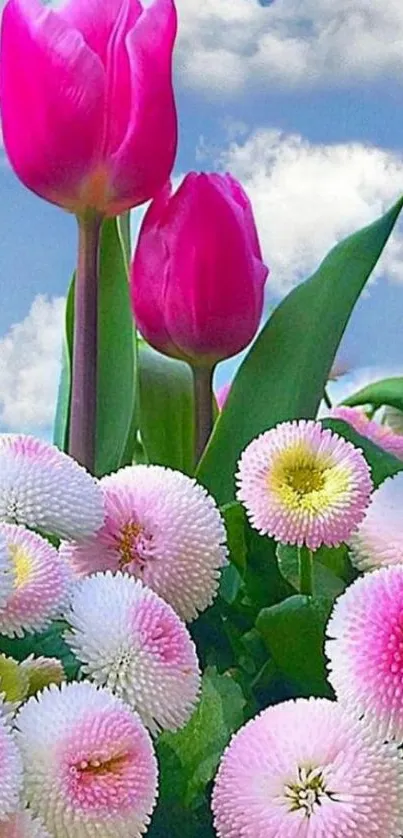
[236,420,373,550]
[0,812,51,837]
[326,565,403,742]
[212,697,403,838]
[0,534,14,610]
[0,434,104,540]
[65,571,201,734]
[329,406,403,460]
[0,706,23,821]
[349,472,403,571]
[60,465,227,621]
[15,682,158,838]
[0,524,72,637]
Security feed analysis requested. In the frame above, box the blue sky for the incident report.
[1,0,403,434]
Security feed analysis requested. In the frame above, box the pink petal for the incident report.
[0,0,105,209]
[108,0,177,214]
[58,0,142,68]
[162,174,265,358]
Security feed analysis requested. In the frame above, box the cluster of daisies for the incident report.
[0,433,228,836]
[0,407,401,837]
[214,412,403,838]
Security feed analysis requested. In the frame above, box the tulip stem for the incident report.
[192,365,214,465]
[69,214,103,473]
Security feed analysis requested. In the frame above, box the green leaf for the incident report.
[138,343,194,475]
[149,668,245,837]
[0,622,79,681]
[277,544,346,599]
[95,218,136,476]
[256,595,334,696]
[343,377,403,413]
[52,219,137,477]
[53,279,74,450]
[221,502,247,575]
[321,418,403,486]
[197,198,403,503]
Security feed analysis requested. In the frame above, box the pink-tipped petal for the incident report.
[0,811,51,838]
[212,698,403,838]
[326,565,403,744]
[108,0,178,214]
[0,0,105,210]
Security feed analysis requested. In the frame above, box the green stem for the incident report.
[69,214,102,473]
[192,365,215,464]
[298,546,314,596]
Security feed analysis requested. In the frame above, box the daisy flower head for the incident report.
[330,406,403,460]
[236,420,373,550]
[212,697,403,838]
[15,682,158,838]
[0,534,14,610]
[60,464,227,621]
[65,571,201,734]
[326,565,403,743]
[0,707,23,821]
[349,472,403,572]
[0,811,51,838]
[0,524,72,638]
[0,434,104,540]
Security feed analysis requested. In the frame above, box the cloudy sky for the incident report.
[1,0,403,437]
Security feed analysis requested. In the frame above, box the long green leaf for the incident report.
[95,219,136,476]
[138,343,194,474]
[197,198,403,503]
[52,218,137,477]
[53,280,74,450]
[343,377,403,412]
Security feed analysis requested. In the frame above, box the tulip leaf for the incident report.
[53,279,74,451]
[53,219,137,476]
[197,198,403,503]
[138,343,194,475]
[343,377,403,412]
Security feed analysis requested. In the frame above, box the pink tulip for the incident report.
[131,173,268,366]
[0,0,177,216]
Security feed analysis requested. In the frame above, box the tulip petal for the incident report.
[108,0,178,214]
[132,185,175,351]
[58,0,142,68]
[162,174,266,360]
[0,0,105,209]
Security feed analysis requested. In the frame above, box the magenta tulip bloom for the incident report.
[0,0,177,216]
[131,173,268,366]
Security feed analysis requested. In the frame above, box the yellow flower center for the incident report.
[8,544,34,588]
[269,443,351,515]
[284,765,331,817]
[118,522,144,569]
[77,753,129,778]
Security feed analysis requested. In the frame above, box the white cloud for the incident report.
[0,295,65,433]
[175,0,403,94]
[218,128,403,294]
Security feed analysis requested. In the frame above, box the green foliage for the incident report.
[149,669,246,838]
[276,544,347,598]
[343,377,403,413]
[197,198,403,503]
[256,595,334,697]
[53,218,137,477]
[138,343,194,474]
